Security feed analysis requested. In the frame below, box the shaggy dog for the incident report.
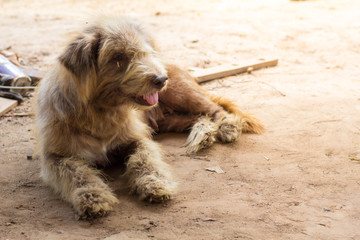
[35,16,264,219]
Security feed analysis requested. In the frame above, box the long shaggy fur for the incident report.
[35,16,264,219]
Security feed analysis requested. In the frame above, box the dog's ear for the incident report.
[59,31,102,78]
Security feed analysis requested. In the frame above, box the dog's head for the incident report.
[59,16,168,109]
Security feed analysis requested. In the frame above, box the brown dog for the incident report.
[146,65,264,153]
[35,16,263,219]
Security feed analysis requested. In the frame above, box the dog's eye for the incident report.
[115,55,127,68]
[116,55,125,61]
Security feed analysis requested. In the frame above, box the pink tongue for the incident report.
[144,92,159,105]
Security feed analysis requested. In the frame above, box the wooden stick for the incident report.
[0,97,18,116]
[190,58,278,83]
[3,113,34,117]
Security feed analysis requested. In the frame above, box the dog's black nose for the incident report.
[152,75,168,89]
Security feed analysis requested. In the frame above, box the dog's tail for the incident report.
[209,95,265,134]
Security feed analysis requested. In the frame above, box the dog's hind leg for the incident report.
[41,154,119,219]
[184,116,217,154]
[215,113,242,143]
[123,139,176,202]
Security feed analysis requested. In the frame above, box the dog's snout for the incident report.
[152,75,168,89]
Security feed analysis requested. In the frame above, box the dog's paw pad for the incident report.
[74,190,119,219]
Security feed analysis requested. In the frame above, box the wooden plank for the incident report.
[0,97,18,116]
[190,58,278,83]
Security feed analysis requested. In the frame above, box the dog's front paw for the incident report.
[73,188,119,219]
[135,174,176,203]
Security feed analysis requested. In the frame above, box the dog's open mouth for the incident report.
[133,92,159,106]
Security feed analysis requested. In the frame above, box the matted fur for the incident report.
[35,16,264,219]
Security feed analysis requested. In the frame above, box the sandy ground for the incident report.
[1,0,360,239]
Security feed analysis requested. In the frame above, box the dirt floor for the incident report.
[1,0,360,239]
